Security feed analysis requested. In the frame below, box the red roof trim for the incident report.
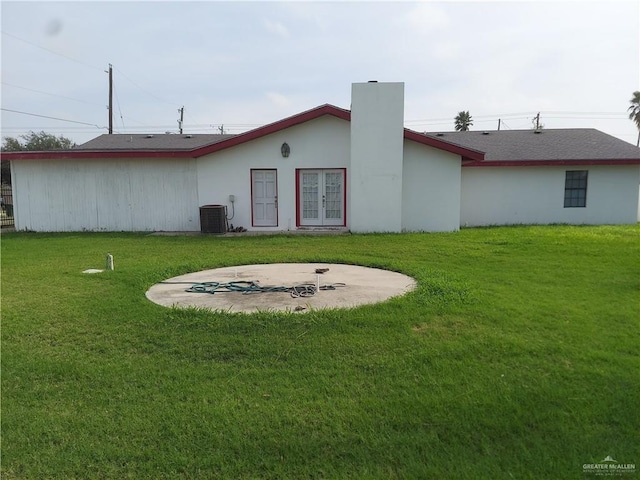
[191,106,484,160]
[463,159,640,167]
[2,103,485,162]
[191,104,351,157]
[403,129,485,161]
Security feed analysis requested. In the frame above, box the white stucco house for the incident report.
[4,82,640,233]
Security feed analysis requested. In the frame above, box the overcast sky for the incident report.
[2,0,639,146]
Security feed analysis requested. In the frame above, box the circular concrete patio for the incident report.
[146,263,416,313]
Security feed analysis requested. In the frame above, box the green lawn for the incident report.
[1,226,639,479]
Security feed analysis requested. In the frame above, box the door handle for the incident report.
[322,195,326,208]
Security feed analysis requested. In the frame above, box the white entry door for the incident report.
[299,169,345,226]
[252,170,277,226]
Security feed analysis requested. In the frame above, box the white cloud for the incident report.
[401,3,450,32]
[266,92,292,109]
[430,41,461,61]
[263,19,289,38]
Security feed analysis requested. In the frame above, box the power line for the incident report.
[1,81,103,107]
[112,83,126,132]
[405,112,538,124]
[1,128,106,134]
[1,30,103,71]
[541,111,625,116]
[405,111,626,126]
[1,108,106,129]
[544,115,627,119]
[113,66,180,107]
[2,31,180,119]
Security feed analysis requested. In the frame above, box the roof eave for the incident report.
[3,105,487,161]
[404,130,485,161]
[463,159,640,167]
[1,149,196,160]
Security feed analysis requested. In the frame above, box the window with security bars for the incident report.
[564,170,588,208]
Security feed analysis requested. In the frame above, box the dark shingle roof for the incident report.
[75,133,236,151]
[424,129,640,162]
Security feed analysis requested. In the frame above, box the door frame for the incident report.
[251,169,278,227]
[295,168,347,227]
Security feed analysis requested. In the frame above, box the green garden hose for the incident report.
[186,281,345,298]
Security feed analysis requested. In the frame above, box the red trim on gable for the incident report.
[463,159,640,167]
[3,103,487,162]
[191,104,352,157]
[403,130,485,162]
[193,108,484,161]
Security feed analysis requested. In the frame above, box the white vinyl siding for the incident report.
[11,158,199,232]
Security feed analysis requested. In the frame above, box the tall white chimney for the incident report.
[349,81,405,232]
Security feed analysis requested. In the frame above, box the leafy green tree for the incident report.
[2,137,23,152]
[454,111,473,131]
[628,91,640,146]
[1,131,76,184]
[2,131,76,152]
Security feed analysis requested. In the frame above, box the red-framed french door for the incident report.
[251,169,278,227]
[296,168,346,227]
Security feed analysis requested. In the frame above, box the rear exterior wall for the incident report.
[401,141,461,232]
[460,164,640,226]
[196,115,351,232]
[11,157,199,231]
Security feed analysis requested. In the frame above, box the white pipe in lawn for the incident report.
[106,254,114,271]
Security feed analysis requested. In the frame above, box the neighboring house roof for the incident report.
[2,104,484,162]
[424,129,640,166]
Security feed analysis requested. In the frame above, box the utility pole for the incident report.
[497,119,501,131]
[177,106,184,134]
[534,112,541,130]
[218,124,225,134]
[107,64,113,134]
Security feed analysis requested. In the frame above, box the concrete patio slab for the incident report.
[146,263,416,313]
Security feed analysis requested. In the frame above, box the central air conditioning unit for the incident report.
[199,205,227,234]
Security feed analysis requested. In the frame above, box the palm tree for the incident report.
[454,111,473,131]
[628,91,640,146]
